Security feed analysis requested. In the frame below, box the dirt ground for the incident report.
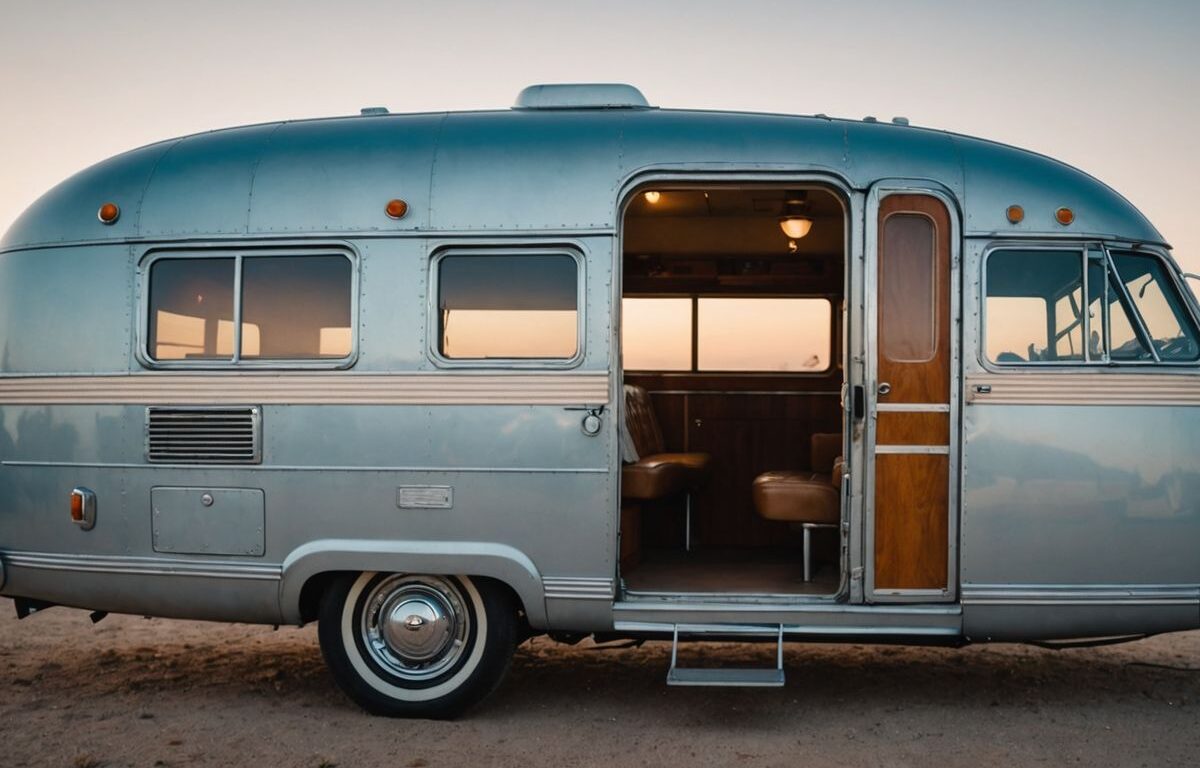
[1,599,1199,768]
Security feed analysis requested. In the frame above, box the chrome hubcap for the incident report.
[361,575,470,681]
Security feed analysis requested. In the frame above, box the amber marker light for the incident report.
[69,490,84,522]
[1006,205,1025,224]
[97,202,120,224]
[385,199,409,219]
[1056,207,1075,226]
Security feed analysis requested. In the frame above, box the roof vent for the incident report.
[513,83,652,110]
[360,106,389,116]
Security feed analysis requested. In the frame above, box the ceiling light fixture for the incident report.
[643,190,661,204]
[779,192,813,239]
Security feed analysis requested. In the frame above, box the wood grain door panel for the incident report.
[872,193,952,593]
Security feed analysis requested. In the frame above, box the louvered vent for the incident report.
[146,407,262,464]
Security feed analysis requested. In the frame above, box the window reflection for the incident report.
[438,254,578,360]
[241,256,352,359]
[148,258,235,360]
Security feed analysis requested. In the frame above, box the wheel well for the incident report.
[296,571,531,632]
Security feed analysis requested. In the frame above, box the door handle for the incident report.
[878,382,892,396]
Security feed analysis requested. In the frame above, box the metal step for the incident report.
[666,623,785,688]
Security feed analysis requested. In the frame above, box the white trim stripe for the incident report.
[968,373,1200,406]
[0,373,611,406]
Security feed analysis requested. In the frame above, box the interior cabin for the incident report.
[618,184,848,597]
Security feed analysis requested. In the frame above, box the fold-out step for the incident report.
[666,623,785,688]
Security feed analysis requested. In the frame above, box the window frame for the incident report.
[980,241,1200,370]
[137,245,360,370]
[427,246,586,370]
[622,292,836,375]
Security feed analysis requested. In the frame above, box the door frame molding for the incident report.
[862,181,962,603]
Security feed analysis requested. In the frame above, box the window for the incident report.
[1111,252,1200,361]
[147,252,354,364]
[698,298,830,371]
[985,247,1199,365]
[622,296,831,372]
[880,214,937,362]
[986,250,1082,363]
[622,298,691,370]
[437,253,579,360]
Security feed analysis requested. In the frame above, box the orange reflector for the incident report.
[97,202,120,224]
[1006,205,1024,224]
[1056,207,1075,226]
[70,491,84,521]
[385,199,408,219]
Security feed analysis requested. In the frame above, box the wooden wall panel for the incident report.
[874,453,949,590]
[876,412,950,445]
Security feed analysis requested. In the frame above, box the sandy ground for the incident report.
[1,599,1199,768]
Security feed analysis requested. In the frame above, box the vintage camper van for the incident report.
[2,83,1198,718]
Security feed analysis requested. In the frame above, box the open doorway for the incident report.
[618,184,848,598]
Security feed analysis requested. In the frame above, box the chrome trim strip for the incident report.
[1,551,282,581]
[876,403,950,412]
[0,460,608,474]
[874,445,951,455]
[543,576,614,601]
[962,584,1200,606]
[967,373,1200,406]
[0,372,611,406]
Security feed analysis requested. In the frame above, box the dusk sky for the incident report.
[2,1,1197,267]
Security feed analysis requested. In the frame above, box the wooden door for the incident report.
[872,194,951,592]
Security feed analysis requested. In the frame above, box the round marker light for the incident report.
[97,202,120,224]
[1056,207,1075,226]
[385,199,409,219]
[1006,205,1024,224]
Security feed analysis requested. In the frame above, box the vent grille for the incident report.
[146,407,261,464]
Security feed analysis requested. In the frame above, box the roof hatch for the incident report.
[513,83,652,110]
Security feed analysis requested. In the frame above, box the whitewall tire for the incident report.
[318,572,518,718]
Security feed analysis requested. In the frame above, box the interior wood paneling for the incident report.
[874,454,949,589]
[628,389,842,550]
[876,411,950,445]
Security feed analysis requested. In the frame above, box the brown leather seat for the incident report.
[751,433,842,524]
[621,384,711,500]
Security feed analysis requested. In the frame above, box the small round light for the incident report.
[385,199,409,219]
[643,191,661,205]
[1055,207,1075,226]
[97,202,120,224]
[1006,205,1024,224]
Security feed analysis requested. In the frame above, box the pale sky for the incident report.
[1,0,1197,268]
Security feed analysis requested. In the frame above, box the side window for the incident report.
[146,252,354,365]
[1111,253,1200,361]
[148,258,236,361]
[985,249,1083,363]
[437,252,579,361]
[985,247,1199,366]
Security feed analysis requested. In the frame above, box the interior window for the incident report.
[623,298,692,370]
[697,297,830,371]
[1111,253,1200,361]
[148,258,236,361]
[438,253,578,360]
[986,249,1083,363]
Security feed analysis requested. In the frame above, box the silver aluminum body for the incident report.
[0,101,1195,641]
